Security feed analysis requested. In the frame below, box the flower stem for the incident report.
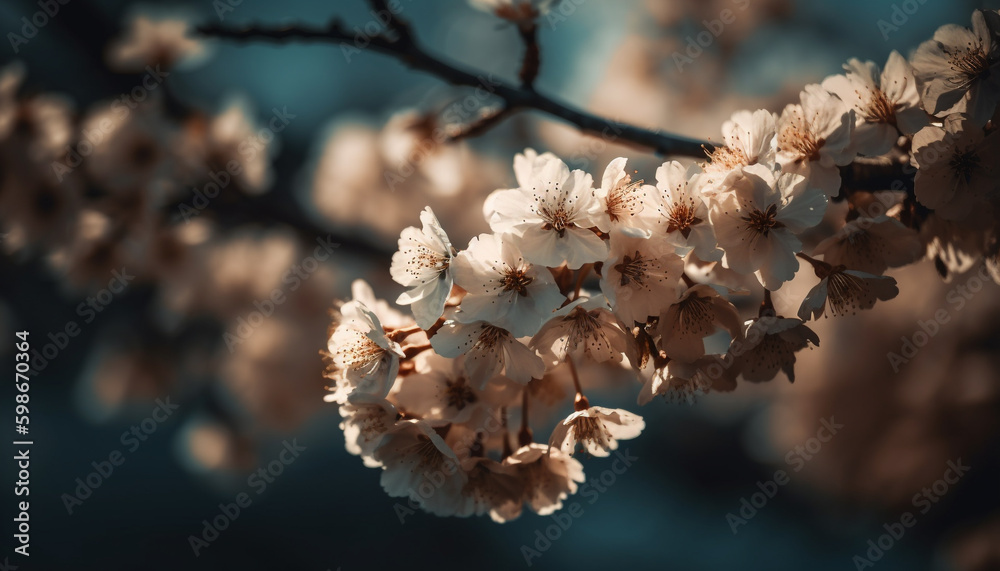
[501,406,513,459]
[759,289,776,318]
[425,316,446,339]
[796,252,833,278]
[517,22,540,88]
[518,389,533,447]
[401,343,432,359]
[566,357,590,411]
[681,272,696,289]
[387,324,422,342]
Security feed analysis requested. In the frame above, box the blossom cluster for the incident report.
[325,8,1000,521]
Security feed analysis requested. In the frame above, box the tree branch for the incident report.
[196,18,712,157]
[517,22,541,88]
[445,105,513,142]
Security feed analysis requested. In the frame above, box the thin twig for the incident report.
[444,106,513,142]
[501,406,513,458]
[517,22,540,88]
[566,356,589,410]
[518,388,533,447]
[196,16,711,157]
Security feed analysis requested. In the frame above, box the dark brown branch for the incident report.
[517,23,540,88]
[196,19,712,158]
[368,0,412,43]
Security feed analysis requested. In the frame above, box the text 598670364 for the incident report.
[14,331,30,436]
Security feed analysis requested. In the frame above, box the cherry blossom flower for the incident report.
[530,297,633,366]
[430,319,544,388]
[373,420,468,516]
[822,51,928,156]
[44,209,130,290]
[482,148,557,221]
[178,101,273,195]
[595,157,651,230]
[797,261,899,320]
[392,355,496,424]
[711,164,827,290]
[812,215,923,275]
[176,415,256,474]
[911,115,1000,221]
[987,248,1000,286]
[0,68,73,164]
[911,9,1000,126]
[777,84,855,197]
[0,167,81,251]
[379,110,470,197]
[325,299,404,404]
[655,284,743,362]
[637,355,738,405]
[645,161,721,260]
[503,443,585,516]
[220,316,326,432]
[702,109,778,186]
[349,279,416,331]
[339,393,398,468]
[486,150,608,269]
[470,0,553,24]
[391,206,455,329]
[459,457,525,522]
[734,316,819,383]
[919,210,994,279]
[600,227,684,325]
[548,405,644,457]
[107,15,205,71]
[82,102,174,196]
[451,233,564,336]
